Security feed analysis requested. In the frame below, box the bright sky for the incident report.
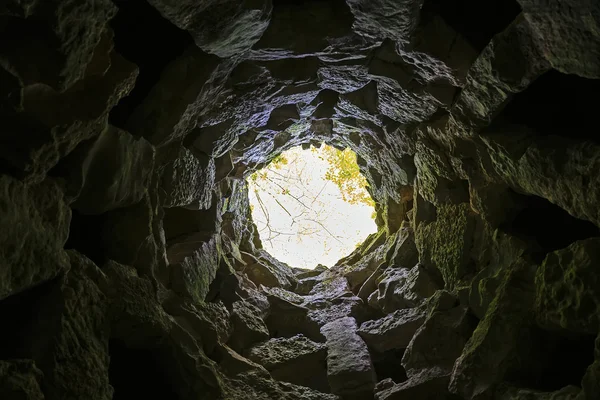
[247,145,377,269]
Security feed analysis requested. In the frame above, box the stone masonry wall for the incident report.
[1,0,600,399]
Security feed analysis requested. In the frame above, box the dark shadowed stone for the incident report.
[535,238,600,334]
[424,290,459,314]
[0,360,44,400]
[163,297,232,355]
[148,0,271,58]
[518,0,600,77]
[0,176,70,301]
[247,334,329,393]
[1,49,138,182]
[240,253,284,289]
[104,260,172,344]
[0,251,113,399]
[494,384,581,400]
[71,126,155,214]
[341,246,387,293]
[359,264,386,302]
[101,195,168,276]
[481,136,600,228]
[221,369,340,400]
[416,203,477,289]
[321,317,377,398]
[163,204,219,265]
[0,64,22,115]
[41,251,113,399]
[264,287,324,343]
[104,261,224,399]
[252,0,354,57]
[413,138,466,205]
[170,237,220,304]
[0,0,117,91]
[296,275,323,296]
[388,226,419,268]
[375,370,450,400]
[369,264,441,313]
[125,45,221,146]
[450,15,550,131]
[160,146,216,210]
[228,300,270,353]
[402,306,477,379]
[358,307,425,353]
[1,1,599,398]
[409,16,478,85]
[239,250,296,289]
[307,294,370,328]
[450,260,535,399]
[217,344,269,377]
[298,272,371,327]
[318,65,370,94]
[581,334,600,400]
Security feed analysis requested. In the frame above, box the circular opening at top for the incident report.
[247,144,377,269]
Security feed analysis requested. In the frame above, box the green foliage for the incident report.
[316,146,374,208]
[250,154,288,182]
[247,144,377,251]
[250,145,374,218]
[271,153,288,169]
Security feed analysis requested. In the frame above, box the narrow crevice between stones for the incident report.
[0,157,23,179]
[162,205,219,265]
[420,0,521,51]
[506,328,596,392]
[162,206,218,244]
[254,0,354,55]
[494,70,600,144]
[498,190,600,263]
[46,135,97,181]
[64,210,108,267]
[108,339,182,400]
[266,313,326,344]
[204,265,238,308]
[0,278,59,359]
[0,17,62,88]
[371,348,408,384]
[108,0,194,129]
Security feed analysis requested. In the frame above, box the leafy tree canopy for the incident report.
[246,144,377,268]
[252,145,373,208]
[314,146,374,208]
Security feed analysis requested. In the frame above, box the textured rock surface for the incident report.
[228,300,270,353]
[535,238,600,334]
[0,176,71,300]
[247,334,329,392]
[402,305,477,379]
[375,370,451,400]
[321,317,377,398]
[0,360,44,399]
[368,264,442,312]
[358,307,425,353]
[1,1,599,399]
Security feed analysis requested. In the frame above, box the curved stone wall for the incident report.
[1,0,599,399]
